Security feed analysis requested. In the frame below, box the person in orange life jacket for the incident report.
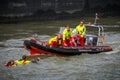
[73,21,86,46]
[63,25,72,47]
[48,34,63,47]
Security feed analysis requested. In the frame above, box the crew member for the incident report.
[48,34,63,47]
[63,25,72,47]
[73,21,86,46]
[57,34,63,47]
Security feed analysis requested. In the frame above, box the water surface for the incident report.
[0,21,120,80]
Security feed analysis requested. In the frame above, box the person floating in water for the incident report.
[4,58,16,67]
[4,55,40,67]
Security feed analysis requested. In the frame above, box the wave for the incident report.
[106,41,120,45]
[104,42,120,54]
[103,25,120,28]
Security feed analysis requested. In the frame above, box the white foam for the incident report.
[105,45,120,54]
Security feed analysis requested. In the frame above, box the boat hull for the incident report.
[24,39,112,56]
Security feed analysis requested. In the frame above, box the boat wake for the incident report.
[106,41,120,45]
[105,47,120,54]
[105,41,120,54]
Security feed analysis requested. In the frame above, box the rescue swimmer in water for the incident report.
[4,55,40,67]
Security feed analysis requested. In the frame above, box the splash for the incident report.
[105,43,120,54]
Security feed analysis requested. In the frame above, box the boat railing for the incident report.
[85,24,105,46]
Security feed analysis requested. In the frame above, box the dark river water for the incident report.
[0,21,120,80]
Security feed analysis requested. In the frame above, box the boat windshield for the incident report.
[85,25,99,36]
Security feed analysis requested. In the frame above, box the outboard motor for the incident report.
[86,35,98,46]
